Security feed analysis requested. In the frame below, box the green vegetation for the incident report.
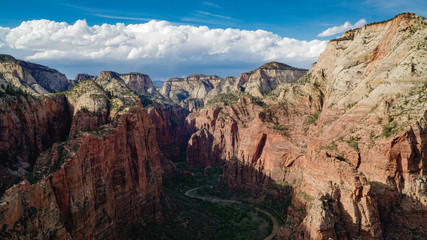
[275,179,291,187]
[0,84,30,97]
[303,110,321,126]
[129,163,290,239]
[129,164,275,239]
[335,155,347,162]
[24,171,41,185]
[207,93,240,106]
[382,121,398,138]
[272,123,287,132]
[325,141,338,151]
[346,136,359,151]
[331,33,355,42]
[139,95,154,107]
[366,13,414,27]
[249,95,269,108]
[297,190,314,202]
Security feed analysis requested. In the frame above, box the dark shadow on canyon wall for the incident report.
[370,181,427,240]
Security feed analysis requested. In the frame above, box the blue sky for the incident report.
[0,0,425,80]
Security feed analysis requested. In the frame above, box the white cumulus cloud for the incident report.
[317,19,366,37]
[0,19,327,65]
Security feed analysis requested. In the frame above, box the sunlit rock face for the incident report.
[186,13,427,239]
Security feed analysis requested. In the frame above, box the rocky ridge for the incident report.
[0,70,171,239]
[159,63,307,111]
[185,12,427,239]
[0,55,69,93]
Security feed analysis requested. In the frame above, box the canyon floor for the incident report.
[128,162,288,240]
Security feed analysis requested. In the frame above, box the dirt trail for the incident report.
[184,188,280,240]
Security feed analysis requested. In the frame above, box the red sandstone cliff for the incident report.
[186,13,427,239]
[0,80,170,239]
[0,94,71,193]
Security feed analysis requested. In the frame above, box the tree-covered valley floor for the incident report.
[127,162,291,240]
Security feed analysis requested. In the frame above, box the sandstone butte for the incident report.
[0,12,425,240]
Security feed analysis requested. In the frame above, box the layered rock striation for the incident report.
[0,94,72,193]
[186,13,427,239]
[160,63,306,111]
[0,76,170,239]
[0,55,69,93]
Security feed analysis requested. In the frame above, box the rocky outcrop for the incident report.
[0,94,71,193]
[0,73,170,239]
[0,108,168,239]
[283,13,427,239]
[0,54,69,93]
[119,72,158,96]
[160,74,226,108]
[74,71,163,100]
[186,92,322,191]
[148,105,191,175]
[73,73,95,83]
[237,62,307,98]
[186,13,427,239]
[186,128,215,168]
[160,64,306,111]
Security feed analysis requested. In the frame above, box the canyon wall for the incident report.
[0,77,170,239]
[0,94,71,193]
[186,13,427,239]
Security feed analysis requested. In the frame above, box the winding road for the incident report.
[184,187,280,240]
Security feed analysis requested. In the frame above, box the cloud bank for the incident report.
[318,19,366,37]
[0,19,327,64]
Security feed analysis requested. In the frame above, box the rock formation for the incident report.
[0,94,71,193]
[0,76,169,239]
[160,63,306,111]
[237,62,307,98]
[0,54,69,93]
[148,105,191,175]
[159,73,227,110]
[186,13,427,239]
[1,12,426,240]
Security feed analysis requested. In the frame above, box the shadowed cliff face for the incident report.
[0,94,72,193]
[0,79,170,239]
[185,13,427,239]
[148,105,192,176]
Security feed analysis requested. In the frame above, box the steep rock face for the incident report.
[159,74,224,107]
[237,62,307,98]
[49,108,167,239]
[160,63,306,110]
[148,105,191,175]
[0,71,171,239]
[0,94,71,193]
[74,73,95,82]
[93,71,162,100]
[186,92,322,191]
[281,13,427,239]
[186,13,427,239]
[119,73,158,95]
[186,128,215,168]
[0,55,69,93]
[0,108,168,239]
[0,180,71,240]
